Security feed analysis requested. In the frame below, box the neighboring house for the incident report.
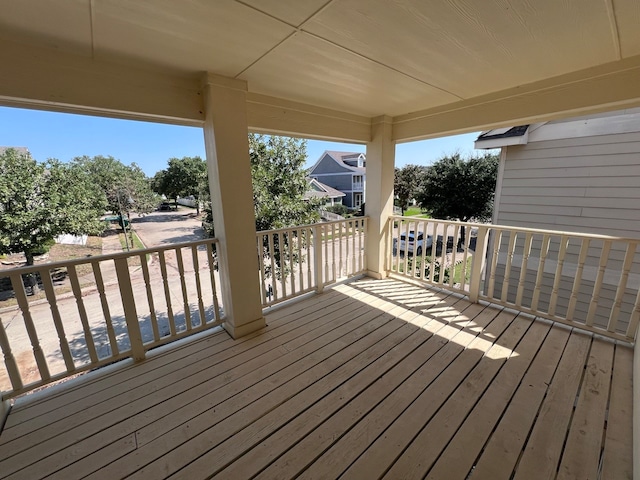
[307,151,365,210]
[303,177,345,207]
[475,107,640,331]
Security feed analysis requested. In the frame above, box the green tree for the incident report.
[73,155,158,220]
[394,164,425,215]
[0,148,106,275]
[152,156,208,214]
[415,152,499,243]
[202,135,321,275]
[250,135,320,231]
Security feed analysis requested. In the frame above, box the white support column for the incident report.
[202,74,265,339]
[365,115,396,279]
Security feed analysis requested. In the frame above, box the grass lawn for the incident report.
[119,229,146,265]
[402,206,430,218]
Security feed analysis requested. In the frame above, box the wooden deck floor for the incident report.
[0,278,633,479]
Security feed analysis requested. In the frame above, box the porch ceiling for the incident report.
[2,0,640,139]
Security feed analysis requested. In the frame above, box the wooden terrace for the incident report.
[0,278,632,479]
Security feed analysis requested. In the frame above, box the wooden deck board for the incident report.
[601,345,634,480]
[468,324,571,479]
[0,278,633,480]
[9,293,402,478]
[1,292,367,468]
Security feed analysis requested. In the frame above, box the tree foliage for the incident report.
[72,155,158,218]
[152,156,208,213]
[202,135,321,277]
[415,152,499,223]
[0,149,106,266]
[394,164,426,215]
[250,134,320,231]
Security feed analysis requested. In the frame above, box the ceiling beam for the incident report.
[0,39,204,126]
[393,55,640,142]
[246,92,371,143]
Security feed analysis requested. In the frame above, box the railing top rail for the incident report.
[0,237,220,276]
[391,215,640,244]
[256,216,368,236]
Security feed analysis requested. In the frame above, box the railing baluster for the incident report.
[487,229,503,298]
[402,221,410,277]
[627,286,640,339]
[257,234,268,304]
[139,255,160,342]
[307,228,313,289]
[314,224,324,293]
[175,248,192,332]
[158,250,177,337]
[339,221,344,278]
[40,269,75,371]
[10,273,50,381]
[267,232,277,302]
[500,231,518,302]
[410,219,418,278]
[206,242,221,322]
[297,228,304,292]
[358,218,364,272]
[429,221,438,283]
[278,232,287,297]
[531,234,551,313]
[586,240,611,327]
[0,314,23,391]
[113,258,145,361]
[191,245,206,328]
[515,233,533,307]
[330,222,336,281]
[548,235,569,316]
[607,241,637,333]
[288,230,296,296]
[460,225,471,291]
[449,224,460,288]
[345,221,351,277]
[566,238,590,322]
[438,223,449,286]
[67,264,99,363]
[362,217,368,272]
[389,217,396,273]
[469,226,488,302]
[351,220,357,275]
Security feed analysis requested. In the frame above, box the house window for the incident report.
[354,193,363,207]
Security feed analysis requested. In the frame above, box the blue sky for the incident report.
[0,106,483,176]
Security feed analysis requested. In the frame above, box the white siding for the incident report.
[497,131,640,238]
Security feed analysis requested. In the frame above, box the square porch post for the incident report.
[365,115,396,279]
[202,74,265,338]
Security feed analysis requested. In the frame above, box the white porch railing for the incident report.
[257,217,368,307]
[0,238,223,398]
[388,216,639,342]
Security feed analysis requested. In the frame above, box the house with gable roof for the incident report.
[307,151,365,210]
[303,177,345,207]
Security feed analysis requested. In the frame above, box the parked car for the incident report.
[398,230,432,256]
[158,202,172,211]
